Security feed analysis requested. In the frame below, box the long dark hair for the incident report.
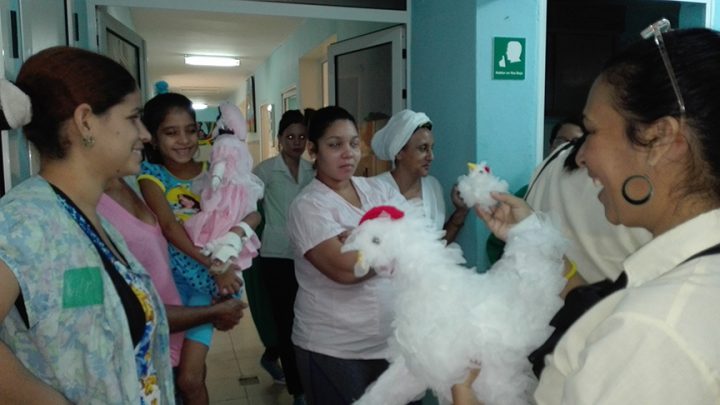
[141,92,197,164]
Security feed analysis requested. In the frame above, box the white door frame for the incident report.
[327,24,406,115]
[84,0,410,105]
[96,9,148,98]
[84,0,408,53]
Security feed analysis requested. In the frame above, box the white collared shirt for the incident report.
[535,208,720,404]
[525,146,652,282]
[287,176,408,359]
[253,155,314,259]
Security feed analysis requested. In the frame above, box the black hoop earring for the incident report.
[622,174,653,205]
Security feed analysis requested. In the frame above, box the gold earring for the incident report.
[81,136,95,148]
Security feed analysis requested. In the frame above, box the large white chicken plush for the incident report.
[341,205,566,405]
[456,162,509,210]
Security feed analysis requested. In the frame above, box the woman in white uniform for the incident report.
[287,106,410,404]
[371,109,468,242]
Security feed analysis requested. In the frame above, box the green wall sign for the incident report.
[493,37,525,80]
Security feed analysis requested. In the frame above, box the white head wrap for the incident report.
[371,109,431,162]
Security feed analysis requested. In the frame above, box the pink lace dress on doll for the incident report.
[184,133,264,270]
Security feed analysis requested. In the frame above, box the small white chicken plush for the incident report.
[457,162,509,210]
[341,206,566,405]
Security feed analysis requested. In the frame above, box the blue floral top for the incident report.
[0,177,174,404]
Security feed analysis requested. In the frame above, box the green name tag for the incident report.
[63,267,104,308]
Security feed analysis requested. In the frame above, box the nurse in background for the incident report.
[253,109,314,405]
[371,109,468,242]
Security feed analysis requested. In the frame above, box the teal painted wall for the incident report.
[474,1,545,270]
[196,108,219,123]
[412,0,544,270]
[411,0,480,267]
[679,2,706,27]
[475,1,544,197]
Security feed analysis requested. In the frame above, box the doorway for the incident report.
[81,1,408,168]
[543,0,710,157]
[328,25,405,177]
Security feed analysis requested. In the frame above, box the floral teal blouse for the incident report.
[0,177,174,404]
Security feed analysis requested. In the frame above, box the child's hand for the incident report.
[213,269,243,296]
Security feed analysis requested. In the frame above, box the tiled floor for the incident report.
[206,309,293,405]
[206,309,439,405]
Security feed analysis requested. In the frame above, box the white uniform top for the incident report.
[374,171,446,231]
[253,155,314,259]
[525,146,651,282]
[287,176,408,359]
[535,208,720,404]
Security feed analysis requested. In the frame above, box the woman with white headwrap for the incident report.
[372,109,468,242]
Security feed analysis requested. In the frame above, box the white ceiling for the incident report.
[129,8,304,106]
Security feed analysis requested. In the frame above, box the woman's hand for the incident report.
[475,192,533,242]
[451,184,469,210]
[444,185,470,243]
[213,268,243,296]
[211,298,247,331]
[337,230,351,244]
[451,368,481,405]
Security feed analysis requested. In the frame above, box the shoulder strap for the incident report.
[527,272,627,377]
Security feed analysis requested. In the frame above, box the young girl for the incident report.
[138,93,259,405]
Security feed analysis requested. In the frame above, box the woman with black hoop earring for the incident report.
[456,24,720,404]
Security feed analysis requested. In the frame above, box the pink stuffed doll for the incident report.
[184,101,265,274]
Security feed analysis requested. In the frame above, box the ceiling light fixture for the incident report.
[184,55,240,67]
[192,102,208,110]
